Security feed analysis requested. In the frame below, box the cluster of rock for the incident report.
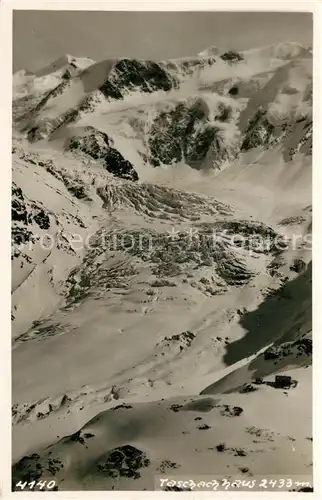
[67,126,139,181]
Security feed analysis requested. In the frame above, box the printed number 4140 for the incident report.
[15,480,57,490]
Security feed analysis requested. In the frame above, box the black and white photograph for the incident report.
[10,7,313,492]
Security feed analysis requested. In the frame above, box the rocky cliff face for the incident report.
[241,108,276,151]
[99,58,179,99]
[147,97,239,169]
[67,126,139,181]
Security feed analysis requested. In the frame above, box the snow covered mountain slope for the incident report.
[12,43,312,491]
[13,43,312,180]
[199,42,311,61]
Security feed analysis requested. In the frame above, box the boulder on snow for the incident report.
[290,258,306,273]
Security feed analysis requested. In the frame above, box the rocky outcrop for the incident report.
[67,127,139,181]
[282,118,312,161]
[240,107,313,160]
[220,50,244,63]
[148,98,236,169]
[11,183,52,250]
[12,185,28,225]
[96,445,150,479]
[99,58,178,100]
[177,56,217,75]
[26,91,106,143]
[12,453,44,489]
[241,108,276,151]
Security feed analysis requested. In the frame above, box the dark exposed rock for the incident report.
[96,444,150,479]
[198,219,284,253]
[67,127,139,181]
[293,337,312,356]
[104,146,139,181]
[67,183,91,200]
[60,394,72,406]
[12,199,28,224]
[148,102,196,166]
[12,185,28,224]
[47,457,64,475]
[185,124,217,165]
[19,82,66,127]
[151,279,177,287]
[12,453,43,490]
[239,467,251,474]
[113,59,174,93]
[32,209,50,229]
[68,127,110,160]
[23,82,71,140]
[263,337,312,363]
[299,120,313,156]
[216,258,254,285]
[278,215,306,226]
[99,58,177,100]
[162,330,196,349]
[219,405,243,417]
[99,80,123,100]
[11,227,34,246]
[111,404,133,410]
[283,118,312,161]
[239,383,258,393]
[233,448,247,457]
[241,108,275,151]
[220,50,244,63]
[215,102,233,122]
[148,98,233,169]
[69,430,86,445]
[34,81,70,114]
[264,349,279,360]
[179,56,216,75]
[290,258,306,273]
[228,85,239,96]
[62,69,72,80]
[169,404,183,412]
[157,460,180,473]
[61,62,78,80]
[28,111,78,142]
